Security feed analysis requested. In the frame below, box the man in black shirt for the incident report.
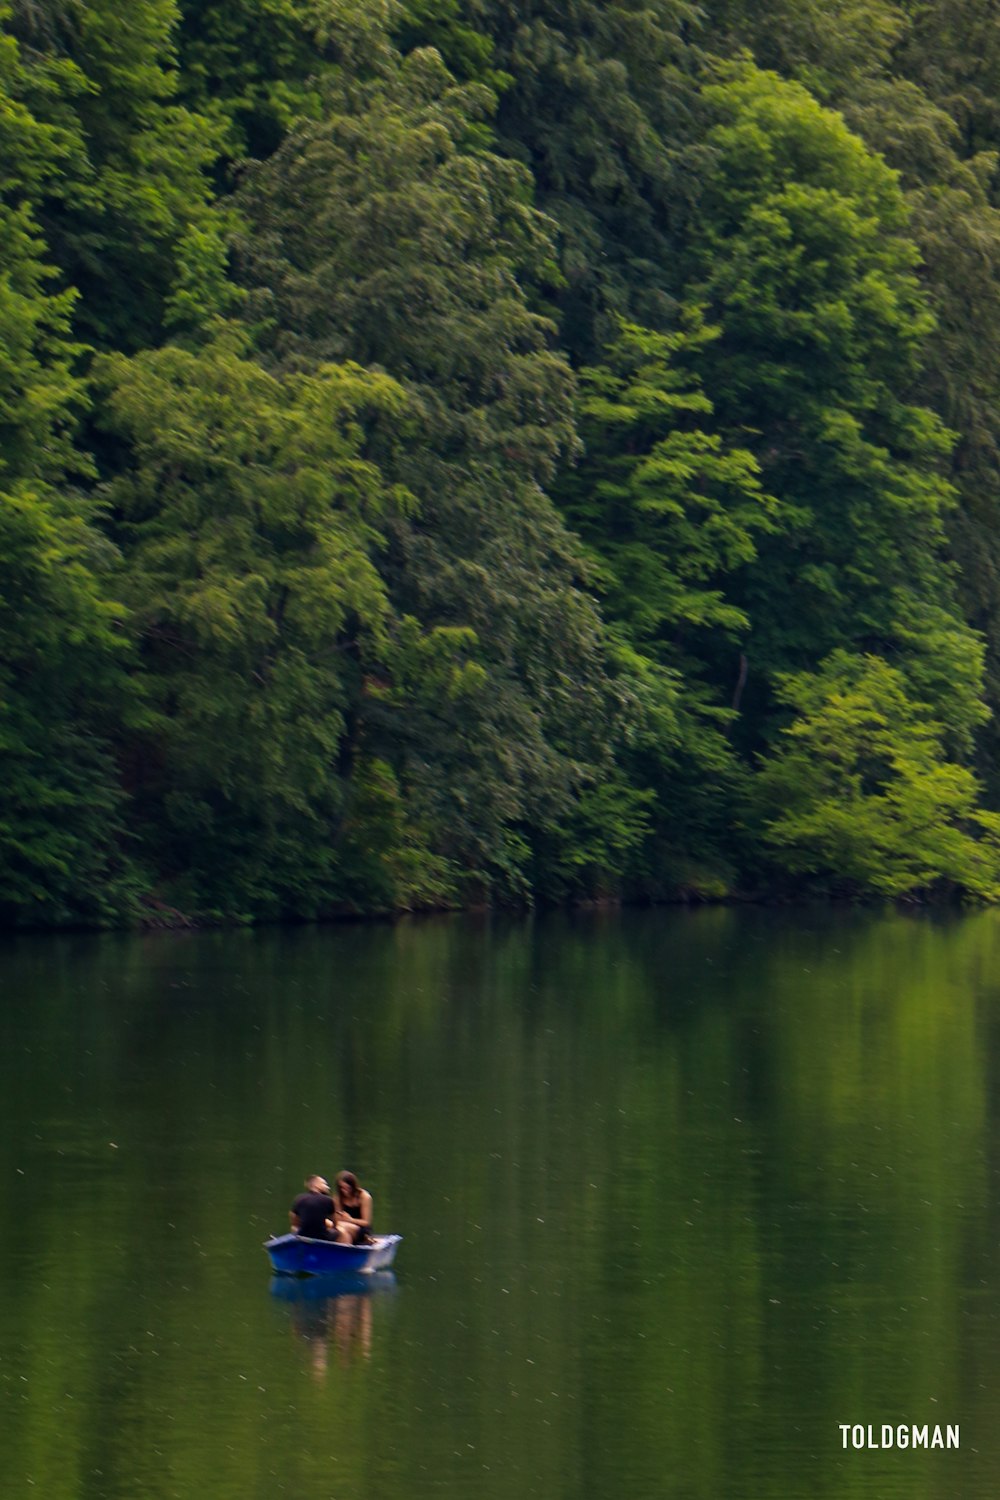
[289,1174,335,1240]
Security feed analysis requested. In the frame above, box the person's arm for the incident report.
[356,1190,373,1233]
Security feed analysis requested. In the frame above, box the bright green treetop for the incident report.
[757,651,1000,899]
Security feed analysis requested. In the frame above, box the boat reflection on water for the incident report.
[271,1271,398,1378]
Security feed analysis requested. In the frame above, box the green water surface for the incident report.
[1,908,999,1499]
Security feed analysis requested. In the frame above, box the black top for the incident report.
[292,1190,334,1240]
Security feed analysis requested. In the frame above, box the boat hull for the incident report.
[269,1269,398,1302]
[264,1231,402,1277]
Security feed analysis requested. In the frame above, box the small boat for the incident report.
[264,1231,402,1277]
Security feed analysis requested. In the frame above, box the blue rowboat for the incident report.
[264,1231,402,1277]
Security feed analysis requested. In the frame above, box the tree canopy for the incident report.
[4,0,1000,923]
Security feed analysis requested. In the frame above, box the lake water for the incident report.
[1,907,999,1499]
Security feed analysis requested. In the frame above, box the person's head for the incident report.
[336,1170,360,1201]
[306,1173,330,1195]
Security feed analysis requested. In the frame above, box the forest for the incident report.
[4,0,1000,926]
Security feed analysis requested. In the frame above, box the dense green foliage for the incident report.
[6,0,218,349]
[688,68,984,744]
[99,329,418,918]
[233,49,621,905]
[756,652,1000,897]
[4,0,1000,923]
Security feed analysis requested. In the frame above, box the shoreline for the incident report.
[0,885,976,938]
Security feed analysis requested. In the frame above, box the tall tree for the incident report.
[683,66,983,755]
[558,314,774,891]
[98,326,424,919]
[0,19,132,924]
[235,46,623,900]
[705,0,1000,795]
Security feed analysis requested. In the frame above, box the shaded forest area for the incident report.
[5,0,1000,925]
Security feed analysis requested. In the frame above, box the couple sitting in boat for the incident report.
[290,1171,373,1246]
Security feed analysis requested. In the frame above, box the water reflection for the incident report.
[1,909,999,1499]
[271,1272,397,1377]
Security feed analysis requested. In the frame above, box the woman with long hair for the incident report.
[333,1170,374,1246]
